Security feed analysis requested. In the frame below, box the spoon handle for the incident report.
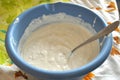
[71,21,119,54]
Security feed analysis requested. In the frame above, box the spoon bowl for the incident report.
[69,21,119,58]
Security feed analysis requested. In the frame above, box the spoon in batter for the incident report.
[68,21,119,58]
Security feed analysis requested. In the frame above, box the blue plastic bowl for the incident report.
[5,2,112,80]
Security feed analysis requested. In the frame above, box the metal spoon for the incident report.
[68,21,119,58]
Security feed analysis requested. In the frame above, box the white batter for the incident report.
[19,13,100,71]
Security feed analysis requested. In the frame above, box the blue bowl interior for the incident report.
[10,2,106,50]
[6,2,112,79]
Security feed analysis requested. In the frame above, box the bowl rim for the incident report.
[5,2,112,79]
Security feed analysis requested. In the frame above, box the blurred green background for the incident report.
[0,0,69,65]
